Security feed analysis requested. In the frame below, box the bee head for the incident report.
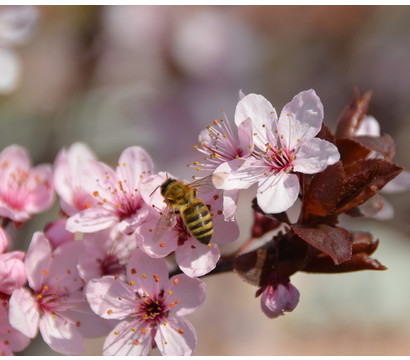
[160,178,177,197]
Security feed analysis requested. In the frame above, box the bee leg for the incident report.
[206,205,211,211]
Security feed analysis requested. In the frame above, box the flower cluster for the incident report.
[0,88,408,355]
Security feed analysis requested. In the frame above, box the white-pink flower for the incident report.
[138,172,240,277]
[8,232,112,355]
[0,302,30,355]
[190,98,253,221]
[0,145,54,223]
[65,146,154,235]
[214,90,340,214]
[53,142,98,216]
[86,249,206,356]
[78,227,137,283]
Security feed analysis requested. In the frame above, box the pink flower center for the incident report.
[266,144,295,174]
[100,254,125,277]
[93,177,143,220]
[135,293,167,325]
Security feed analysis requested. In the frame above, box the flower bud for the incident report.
[0,251,26,294]
[260,282,300,319]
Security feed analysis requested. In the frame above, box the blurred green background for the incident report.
[1,5,409,355]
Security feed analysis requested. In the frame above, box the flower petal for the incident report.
[116,146,154,195]
[0,145,30,171]
[24,164,55,214]
[0,251,26,294]
[211,208,240,244]
[235,93,277,150]
[213,157,267,191]
[62,291,115,338]
[38,312,84,355]
[356,115,380,136]
[257,171,300,214]
[221,189,239,221]
[65,208,118,233]
[165,274,206,317]
[24,232,52,291]
[126,250,169,296]
[8,288,40,338]
[261,284,289,318]
[237,118,254,155]
[45,241,83,293]
[293,138,340,174]
[137,218,178,258]
[0,226,9,253]
[175,241,220,277]
[278,89,324,149]
[53,142,97,216]
[155,316,197,356]
[381,170,410,194]
[86,277,135,320]
[0,306,30,352]
[103,320,152,356]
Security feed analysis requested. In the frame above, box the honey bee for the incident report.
[151,174,225,245]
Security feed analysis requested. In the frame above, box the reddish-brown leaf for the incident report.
[352,134,396,161]
[337,159,403,214]
[336,138,372,167]
[335,88,372,138]
[292,224,352,265]
[300,162,344,221]
[350,231,380,255]
[302,253,386,273]
[317,122,337,145]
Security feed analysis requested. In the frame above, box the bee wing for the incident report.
[151,205,177,244]
[190,172,229,192]
[211,171,230,188]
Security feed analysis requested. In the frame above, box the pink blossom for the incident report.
[0,145,54,223]
[8,232,112,355]
[259,282,300,319]
[0,301,30,355]
[0,250,26,295]
[53,142,98,216]
[78,227,137,283]
[214,90,340,214]
[139,172,240,277]
[44,218,76,249]
[65,146,154,235]
[0,227,9,253]
[86,249,206,356]
[189,97,253,221]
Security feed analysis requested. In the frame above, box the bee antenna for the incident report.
[150,185,161,197]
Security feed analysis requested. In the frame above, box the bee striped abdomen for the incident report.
[182,200,213,245]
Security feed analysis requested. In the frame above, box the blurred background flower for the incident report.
[1,4,409,355]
